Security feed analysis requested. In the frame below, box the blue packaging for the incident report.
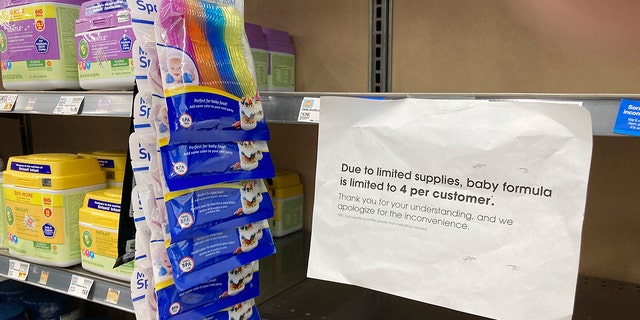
[162,86,269,144]
[156,263,259,319]
[167,221,276,291]
[172,299,260,320]
[0,302,26,320]
[164,179,274,243]
[21,289,84,320]
[0,279,34,303]
[160,141,274,192]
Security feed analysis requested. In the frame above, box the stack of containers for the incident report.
[0,0,85,90]
[74,0,136,90]
[263,27,295,92]
[128,0,275,318]
[2,153,106,266]
[244,23,268,92]
[0,158,6,249]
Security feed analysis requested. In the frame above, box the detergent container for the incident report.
[3,153,107,267]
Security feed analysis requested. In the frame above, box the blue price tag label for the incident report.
[613,99,640,136]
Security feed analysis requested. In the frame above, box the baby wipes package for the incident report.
[167,220,275,291]
[78,150,127,187]
[0,0,85,90]
[173,299,260,320]
[156,261,259,320]
[75,0,135,90]
[267,170,303,237]
[164,179,273,243]
[79,187,134,281]
[3,153,107,267]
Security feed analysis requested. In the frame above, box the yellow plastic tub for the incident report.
[77,150,127,188]
[3,153,106,267]
[79,187,133,281]
[267,170,303,237]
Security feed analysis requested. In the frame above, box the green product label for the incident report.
[79,59,133,80]
[33,241,52,250]
[78,39,89,60]
[6,206,14,225]
[27,60,46,68]
[251,49,268,89]
[82,230,93,248]
[110,58,129,68]
[0,30,7,53]
[268,53,295,90]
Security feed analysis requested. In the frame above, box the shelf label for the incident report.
[106,288,120,304]
[0,94,18,112]
[7,260,30,280]
[25,97,37,111]
[68,275,94,299]
[38,271,49,285]
[53,96,84,115]
[613,99,640,136]
[298,97,320,123]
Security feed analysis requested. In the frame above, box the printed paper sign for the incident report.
[613,99,640,136]
[308,97,593,320]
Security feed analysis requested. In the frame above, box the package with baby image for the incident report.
[153,0,269,145]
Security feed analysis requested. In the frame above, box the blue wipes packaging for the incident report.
[167,221,276,291]
[162,86,269,144]
[164,180,274,243]
[160,140,274,192]
[170,299,260,320]
[156,262,259,320]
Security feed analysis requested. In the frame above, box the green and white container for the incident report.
[3,153,106,267]
[267,170,303,237]
[79,187,133,281]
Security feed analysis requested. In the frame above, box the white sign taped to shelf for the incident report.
[308,97,593,320]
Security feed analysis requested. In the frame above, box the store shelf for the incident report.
[0,250,133,313]
[261,92,640,136]
[255,232,640,320]
[0,91,134,117]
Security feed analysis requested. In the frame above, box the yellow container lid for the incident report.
[268,170,301,189]
[3,153,106,190]
[271,184,303,199]
[79,187,123,229]
[78,150,127,183]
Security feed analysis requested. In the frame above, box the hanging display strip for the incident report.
[0,252,134,313]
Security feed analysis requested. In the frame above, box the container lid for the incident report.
[0,303,26,320]
[271,183,303,199]
[0,0,85,9]
[76,0,131,33]
[79,187,122,229]
[77,150,127,182]
[268,170,300,189]
[262,27,291,44]
[4,153,106,190]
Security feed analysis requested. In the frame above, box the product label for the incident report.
[80,224,134,277]
[165,180,274,243]
[272,195,303,230]
[161,141,274,192]
[76,28,135,81]
[10,162,52,174]
[250,49,268,90]
[84,0,129,16]
[6,190,84,263]
[0,5,80,82]
[172,301,259,320]
[97,158,116,168]
[162,86,270,144]
[87,199,122,213]
[268,52,294,90]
